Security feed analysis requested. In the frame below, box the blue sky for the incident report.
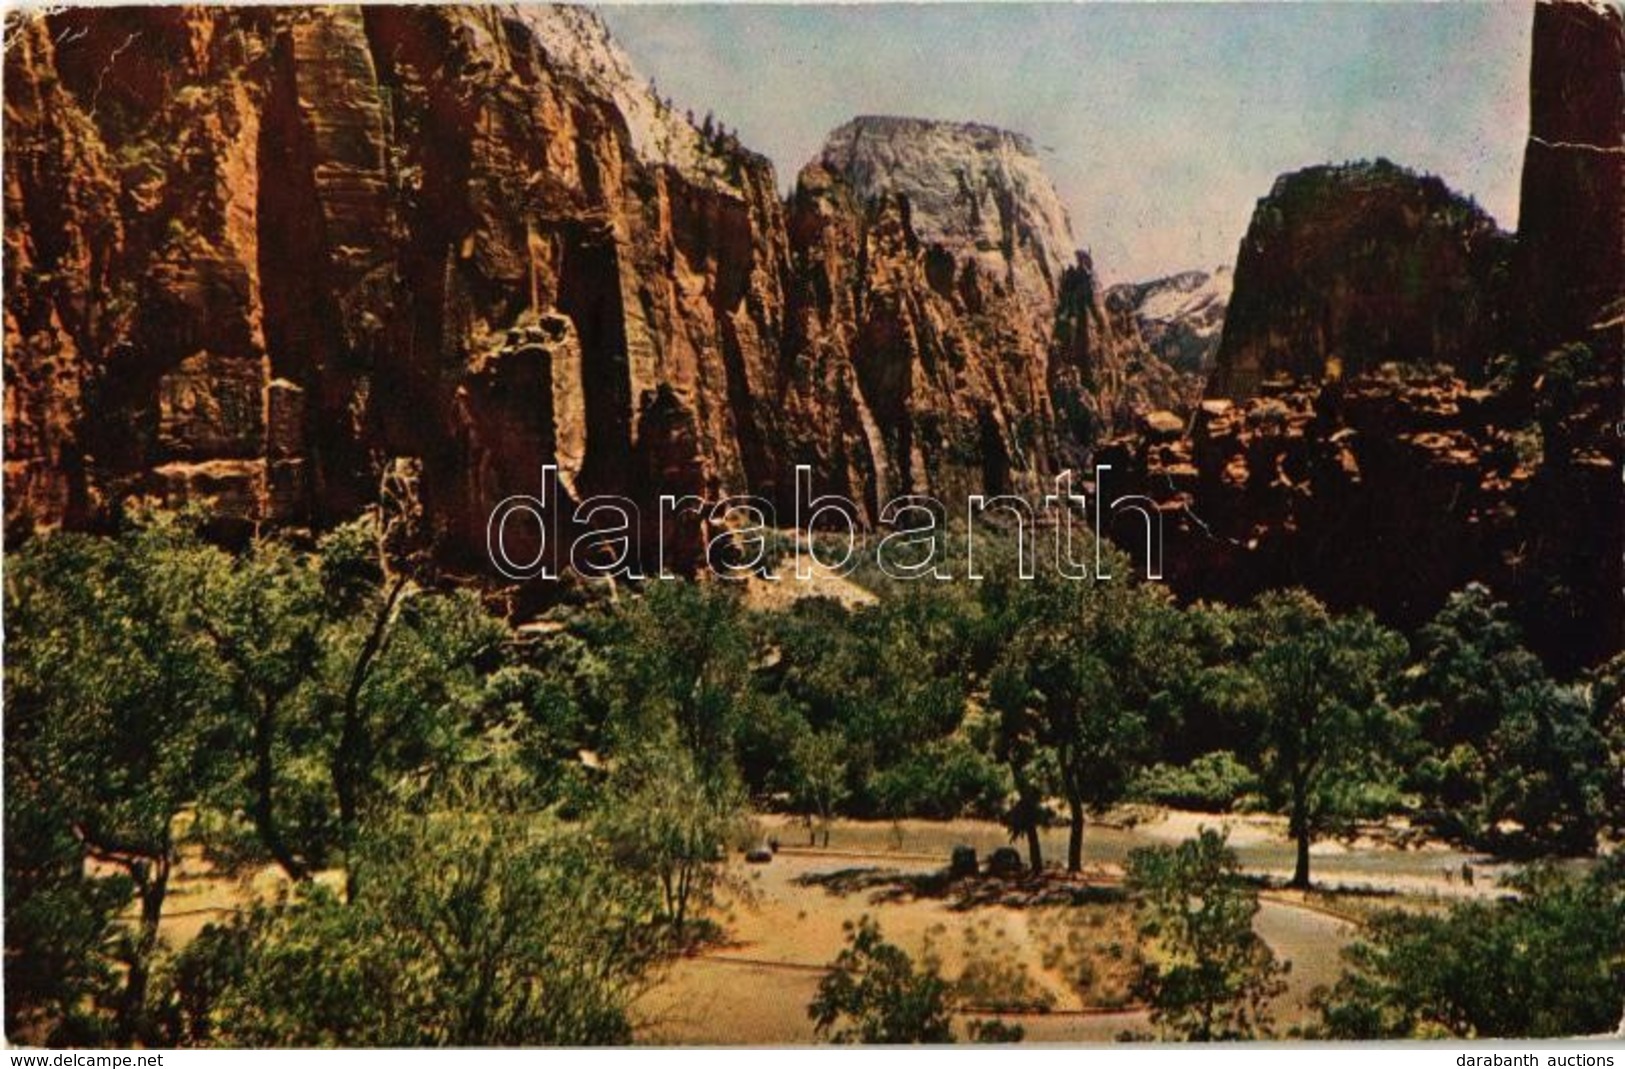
[595,2,1533,282]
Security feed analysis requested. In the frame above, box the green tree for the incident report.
[1126,829,1288,1041]
[789,727,848,847]
[213,785,662,1045]
[4,516,230,1042]
[1238,591,1407,887]
[603,581,755,782]
[194,537,324,880]
[985,570,1180,872]
[765,587,978,817]
[313,518,413,896]
[312,519,510,894]
[987,660,1051,873]
[1406,585,1607,853]
[1590,653,1625,841]
[1312,859,1625,1038]
[1406,584,1546,751]
[4,510,527,1043]
[809,916,956,1044]
[595,746,744,935]
[3,791,130,1044]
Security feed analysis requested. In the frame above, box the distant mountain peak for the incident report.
[1106,267,1232,376]
[814,114,1075,310]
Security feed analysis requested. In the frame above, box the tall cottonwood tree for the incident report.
[4,515,230,1043]
[1127,829,1288,1040]
[987,662,1050,873]
[195,539,324,881]
[602,580,755,781]
[1238,591,1407,888]
[1406,585,1607,853]
[594,744,745,935]
[986,564,1186,872]
[789,727,849,847]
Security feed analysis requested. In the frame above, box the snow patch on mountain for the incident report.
[1106,267,1232,375]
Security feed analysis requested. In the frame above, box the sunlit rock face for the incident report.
[5,13,1184,554]
[816,115,1076,323]
[787,115,1187,507]
[1,3,804,558]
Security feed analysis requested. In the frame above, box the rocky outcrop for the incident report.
[1511,0,1624,669]
[8,3,1612,664]
[1051,253,1198,462]
[782,121,1064,511]
[1100,364,1618,670]
[1208,160,1514,399]
[1104,0,1622,670]
[781,117,1186,508]
[776,115,1183,506]
[1517,0,1624,358]
[1106,267,1231,376]
[4,7,1184,562]
[815,117,1073,326]
[1101,375,1522,628]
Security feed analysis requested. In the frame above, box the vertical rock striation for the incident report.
[1105,0,1623,669]
[1517,0,1625,359]
[3,7,1180,560]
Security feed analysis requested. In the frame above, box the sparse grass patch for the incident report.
[1032,902,1145,1010]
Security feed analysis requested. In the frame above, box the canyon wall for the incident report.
[5,1,1617,665]
[1517,0,1625,359]
[1105,0,1623,669]
[3,5,1182,566]
[1107,267,1231,377]
[1207,160,1514,399]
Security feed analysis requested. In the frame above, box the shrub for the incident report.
[1130,751,1258,812]
[809,916,955,1044]
[1311,859,1625,1039]
[1126,829,1289,1040]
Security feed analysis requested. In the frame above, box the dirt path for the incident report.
[130,810,1488,1044]
[636,837,1358,1044]
[758,812,1516,900]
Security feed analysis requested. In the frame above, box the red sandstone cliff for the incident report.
[5,3,1617,665]
[3,6,1177,561]
[1104,0,1623,669]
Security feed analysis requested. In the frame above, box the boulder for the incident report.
[985,846,1024,878]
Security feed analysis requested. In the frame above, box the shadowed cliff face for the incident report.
[1105,0,1623,670]
[2,5,1179,560]
[1518,0,1625,359]
[1208,160,1515,400]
